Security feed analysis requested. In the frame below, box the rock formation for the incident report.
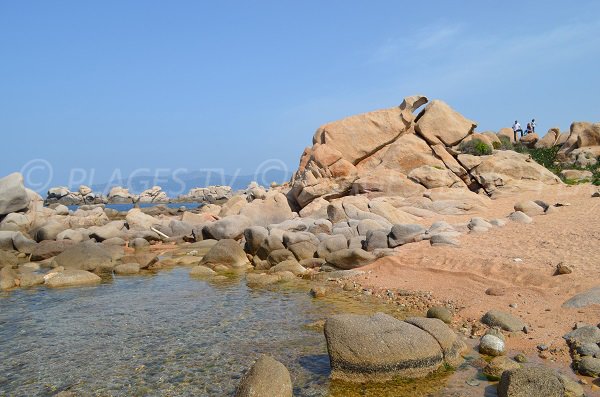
[289,95,561,208]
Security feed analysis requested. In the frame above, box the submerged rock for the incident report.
[45,269,102,288]
[235,355,292,397]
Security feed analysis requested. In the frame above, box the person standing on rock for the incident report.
[531,119,536,133]
[526,122,533,135]
[512,120,523,141]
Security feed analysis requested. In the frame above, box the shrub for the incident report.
[497,136,513,150]
[459,139,493,156]
[492,141,501,150]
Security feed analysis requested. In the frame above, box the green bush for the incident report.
[459,139,493,156]
[492,141,501,150]
[498,136,513,150]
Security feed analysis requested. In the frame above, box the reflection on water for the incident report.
[0,269,495,397]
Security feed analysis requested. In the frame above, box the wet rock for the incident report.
[299,257,326,269]
[557,374,585,397]
[310,286,327,298]
[479,334,505,356]
[426,306,453,324]
[498,366,565,397]
[235,355,292,397]
[483,356,520,380]
[324,312,445,381]
[114,263,140,275]
[246,273,281,287]
[482,310,526,332]
[189,265,217,277]
[18,270,45,287]
[45,269,102,288]
[0,265,18,289]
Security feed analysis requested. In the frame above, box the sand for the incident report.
[354,184,600,369]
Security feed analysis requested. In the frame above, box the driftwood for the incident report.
[150,227,170,239]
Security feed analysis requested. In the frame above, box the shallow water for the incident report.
[0,269,496,397]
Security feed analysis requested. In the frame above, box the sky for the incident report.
[1,1,599,190]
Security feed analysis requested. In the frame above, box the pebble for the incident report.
[537,344,549,351]
[509,303,518,308]
[465,379,480,386]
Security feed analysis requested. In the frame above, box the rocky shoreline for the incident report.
[2,95,599,396]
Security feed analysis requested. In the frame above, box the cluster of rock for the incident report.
[563,323,600,379]
[176,185,232,203]
[44,184,232,206]
[289,95,561,208]
[528,121,600,167]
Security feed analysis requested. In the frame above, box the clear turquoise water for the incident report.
[0,269,493,397]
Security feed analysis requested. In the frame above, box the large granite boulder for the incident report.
[288,95,563,209]
[239,192,294,227]
[51,240,115,272]
[324,313,462,381]
[0,173,29,216]
[203,215,252,240]
[197,239,250,270]
[415,99,477,146]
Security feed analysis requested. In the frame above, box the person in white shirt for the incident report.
[512,120,522,141]
[531,119,536,133]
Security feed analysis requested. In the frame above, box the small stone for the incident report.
[483,356,521,380]
[509,303,518,308]
[465,379,480,386]
[555,262,572,275]
[537,344,549,351]
[486,287,507,296]
[426,306,453,324]
[576,343,600,357]
[479,334,505,356]
[514,353,528,363]
[310,286,327,298]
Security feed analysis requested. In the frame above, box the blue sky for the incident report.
[1,1,599,189]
